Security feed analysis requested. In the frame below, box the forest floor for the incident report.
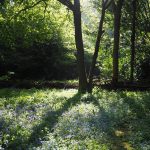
[0,79,150,91]
[0,88,150,150]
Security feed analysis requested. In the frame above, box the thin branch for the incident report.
[43,1,48,19]
[105,0,113,9]
[11,0,44,20]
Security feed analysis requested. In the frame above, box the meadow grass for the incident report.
[0,88,149,150]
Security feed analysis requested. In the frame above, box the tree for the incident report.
[1,0,150,91]
[130,0,137,82]
[58,0,87,93]
[88,0,112,92]
[58,0,112,93]
[112,0,124,84]
[1,0,108,93]
[73,0,88,93]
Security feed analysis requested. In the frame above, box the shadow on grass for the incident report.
[122,92,150,118]
[90,95,129,150]
[122,92,150,143]
[27,92,150,149]
[5,90,150,150]
[90,91,150,150]
[25,93,115,149]
[25,93,83,148]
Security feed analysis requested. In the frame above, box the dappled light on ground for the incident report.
[0,88,150,149]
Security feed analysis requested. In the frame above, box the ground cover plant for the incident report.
[0,88,149,150]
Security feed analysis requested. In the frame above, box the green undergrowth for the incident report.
[0,88,150,150]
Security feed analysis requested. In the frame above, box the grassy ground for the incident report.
[0,88,150,150]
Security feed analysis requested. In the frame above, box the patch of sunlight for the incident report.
[54,103,101,139]
[115,130,125,137]
[52,89,77,98]
[122,142,134,150]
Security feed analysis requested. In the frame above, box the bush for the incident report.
[0,39,77,80]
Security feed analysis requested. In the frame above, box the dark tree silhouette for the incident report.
[112,0,124,84]
[130,0,137,82]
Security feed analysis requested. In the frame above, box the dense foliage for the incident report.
[0,0,150,85]
[0,0,76,80]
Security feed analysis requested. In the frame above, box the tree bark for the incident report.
[112,0,124,85]
[73,0,87,93]
[130,0,137,82]
[88,4,106,93]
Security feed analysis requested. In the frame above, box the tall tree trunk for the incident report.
[74,0,87,93]
[112,0,124,85]
[88,5,106,93]
[130,0,137,82]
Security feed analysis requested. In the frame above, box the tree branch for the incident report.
[12,0,45,20]
[105,0,113,9]
[57,0,74,11]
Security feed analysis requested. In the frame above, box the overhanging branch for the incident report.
[57,0,74,11]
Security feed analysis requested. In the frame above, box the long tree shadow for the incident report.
[90,95,129,150]
[122,92,150,143]
[122,92,150,118]
[89,92,150,150]
[6,90,150,149]
[108,92,150,149]
[27,92,150,150]
[26,93,112,149]
[25,93,83,148]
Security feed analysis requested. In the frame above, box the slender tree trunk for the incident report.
[112,0,124,85]
[130,0,137,82]
[88,6,106,93]
[74,0,87,93]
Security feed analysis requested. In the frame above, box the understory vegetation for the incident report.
[0,0,150,84]
[0,88,149,150]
